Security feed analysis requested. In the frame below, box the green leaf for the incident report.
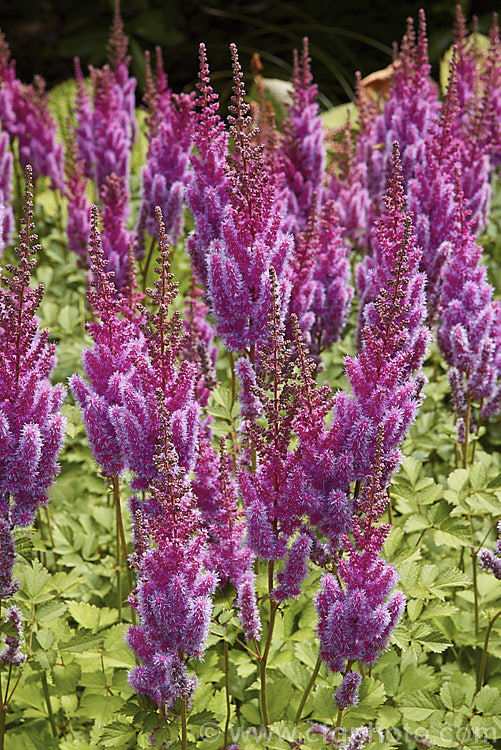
[440,682,466,711]
[53,663,82,694]
[67,602,117,631]
[22,559,50,599]
[475,685,500,715]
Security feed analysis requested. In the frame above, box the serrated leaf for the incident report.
[22,559,50,599]
[53,663,82,694]
[475,685,500,715]
[440,682,466,711]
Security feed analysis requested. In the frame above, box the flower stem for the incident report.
[477,610,501,692]
[462,396,471,468]
[142,236,156,293]
[223,641,231,749]
[181,694,188,750]
[41,671,57,737]
[112,476,135,624]
[294,656,321,724]
[260,561,277,728]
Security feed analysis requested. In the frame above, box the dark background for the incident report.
[0,0,498,107]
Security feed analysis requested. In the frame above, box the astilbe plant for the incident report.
[288,197,353,356]
[70,207,145,480]
[189,44,293,352]
[311,150,429,710]
[127,401,217,714]
[0,33,63,191]
[279,37,326,234]
[137,47,195,255]
[437,175,501,461]
[0,130,13,250]
[109,209,200,491]
[0,167,66,530]
[0,168,66,682]
[73,3,136,195]
[477,521,501,580]
[65,130,91,263]
[331,11,439,251]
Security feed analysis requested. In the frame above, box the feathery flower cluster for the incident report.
[1,605,26,666]
[192,435,260,639]
[237,286,333,600]
[70,208,146,479]
[65,132,91,263]
[182,284,217,407]
[100,173,134,291]
[107,210,200,490]
[127,412,216,708]
[0,169,66,530]
[307,146,429,548]
[310,151,426,695]
[437,177,501,428]
[189,44,292,351]
[477,521,501,580]
[137,47,194,252]
[330,12,439,251]
[450,11,500,230]
[289,199,352,355]
[0,32,63,190]
[0,129,13,250]
[279,38,326,233]
[73,4,136,195]
[315,532,405,674]
[187,43,231,287]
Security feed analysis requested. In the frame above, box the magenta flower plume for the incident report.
[237,286,333,598]
[65,130,91,263]
[70,207,146,479]
[1,605,26,666]
[0,33,63,190]
[406,57,459,320]
[333,11,439,250]
[137,47,194,253]
[192,435,259,638]
[127,407,216,709]
[109,209,201,490]
[0,129,13,250]
[290,198,352,355]
[328,144,428,486]
[437,175,501,427]
[188,44,292,351]
[182,284,217,407]
[315,533,405,674]
[100,173,134,291]
[477,521,501,580]
[0,518,17,600]
[279,37,326,233]
[334,670,362,709]
[0,168,66,529]
[73,3,136,196]
[187,43,231,288]
[207,45,293,351]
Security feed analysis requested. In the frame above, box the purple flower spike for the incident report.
[189,44,293,351]
[0,168,66,530]
[1,605,26,665]
[0,33,64,190]
[315,540,405,673]
[0,518,18,600]
[334,671,362,709]
[437,174,501,424]
[477,521,501,580]
[137,47,194,252]
[279,38,326,234]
